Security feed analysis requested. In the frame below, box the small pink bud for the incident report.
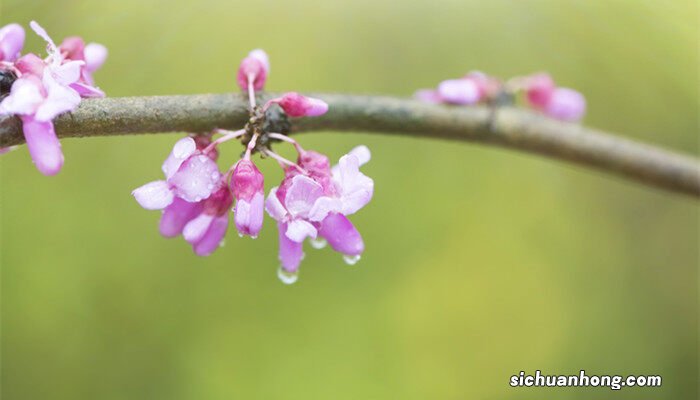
[59,36,85,61]
[273,92,328,117]
[437,78,481,105]
[237,49,269,92]
[525,73,555,109]
[543,87,586,121]
[232,159,265,237]
[0,23,25,62]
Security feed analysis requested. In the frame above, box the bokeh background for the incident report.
[1,0,698,399]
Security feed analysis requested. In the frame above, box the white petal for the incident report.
[335,154,374,215]
[285,175,324,218]
[265,187,288,221]
[183,213,214,243]
[132,180,174,210]
[308,196,342,222]
[285,219,317,243]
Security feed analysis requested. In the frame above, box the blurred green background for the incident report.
[1,0,698,399]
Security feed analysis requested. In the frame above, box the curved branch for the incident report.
[1,93,698,197]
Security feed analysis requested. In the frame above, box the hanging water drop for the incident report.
[310,238,327,249]
[343,254,361,266]
[277,266,299,284]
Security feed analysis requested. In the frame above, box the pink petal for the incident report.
[307,196,342,222]
[234,192,264,237]
[70,82,105,98]
[50,60,83,85]
[34,70,81,122]
[285,219,317,243]
[334,154,374,215]
[318,213,364,256]
[29,21,58,58]
[162,137,197,179]
[437,78,480,105]
[131,180,174,210]
[192,214,228,256]
[59,36,85,61]
[21,117,63,176]
[169,154,221,202]
[278,222,304,273]
[304,97,328,117]
[84,43,108,72]
[285,175,324,218]
[236,55,267,91]
[231,159,264,201]
[183,213,214,243]
[159,197,203,237]
[525,73,555,109]
[0,23,25,62]
[331,145,370,176]
[248,49,269,73]
[14,53,45,77]
[544,88,586,121]
[0,76,44,116]
[265,187,288,221]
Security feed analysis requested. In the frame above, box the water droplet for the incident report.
[343,254,361,266]
[211,172,219,180]
[310,238,327,249]
[238,232,243,238]
[277,266,298,284]
[219,240,225,247]
[251,235,258,240]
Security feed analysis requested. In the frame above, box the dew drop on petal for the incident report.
[277,266,299,284]
[219,240,225,247]
[251,235,258,240]
[343,254,361,266]
[310,238,327,249]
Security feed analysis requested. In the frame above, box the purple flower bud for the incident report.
[437,78,481,105]
[272,92,328,117]
[237,49,269,92]
[231,159,265,237]
[525,73,555,109]
[543,87,586,121]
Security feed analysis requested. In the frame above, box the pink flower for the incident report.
[523,73,586,121]
[0,72,79,175]
[437,78,481,105]
[57,36,107,97]
[525,73,555,109]
[0,23,25,62]
[231,159,265,238]
[0,21,108,175]
[237,49,269,92]
[182,186,232,256]
[265,146,373,282]
[266,92,328,117]
[543,87,586,121]
[132,137,222,209]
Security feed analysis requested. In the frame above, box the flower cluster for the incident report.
[415,71,586,121]
[132,50,373,284]
[0,21,107,175]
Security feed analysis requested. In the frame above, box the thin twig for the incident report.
[0,93,698,197]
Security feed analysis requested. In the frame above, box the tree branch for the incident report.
[1,93,698,197]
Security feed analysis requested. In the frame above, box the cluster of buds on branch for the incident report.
[132,50,374,284]
[0,21,107,174]
[415,71,586,121]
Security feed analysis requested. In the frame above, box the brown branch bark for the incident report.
[1,93,698,197]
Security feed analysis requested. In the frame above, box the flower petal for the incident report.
[285,175,324,218]
[278,222,304,273]
[183,213,214,243]
[318,213,364,256]
[84,43,108,72]
[234,192,264,237]
[265,187,288,221]
[34,70,80,122]
[161,137,197,179]
[159,197,202,238]
[437,78,480,105]
[308,196,342,222]
[0,23,25,62]
[0,76,44,116]
[335,154,374,215]
[21,117,63,176]
[193,214,228,256]
[285,219,317,243]
[70,82,105,98]
[169,154,221,202]
[132,180,173,210]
